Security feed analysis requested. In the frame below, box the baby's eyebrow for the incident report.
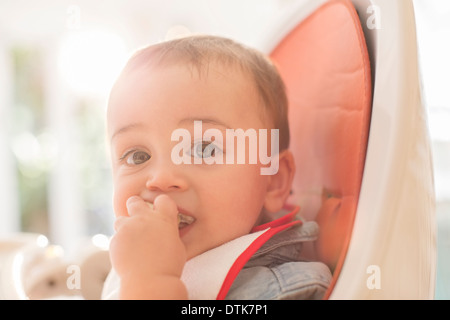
[111,122,145,142]
[178,117,231,129]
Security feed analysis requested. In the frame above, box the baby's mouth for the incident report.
[145,201,195,229]
[177,213,195,229]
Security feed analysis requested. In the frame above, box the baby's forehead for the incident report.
[110,61,258,107]
[108,61,270,123]
[121,58,251,85]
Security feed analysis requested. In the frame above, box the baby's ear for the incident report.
[263,150,296,213]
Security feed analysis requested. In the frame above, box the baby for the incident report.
[103,35,332,299]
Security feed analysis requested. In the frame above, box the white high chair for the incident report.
[0,0,436,300]
[261,0,436,299]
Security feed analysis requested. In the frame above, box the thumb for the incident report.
[153,194,178,223]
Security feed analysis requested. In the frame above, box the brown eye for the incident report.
[191,141,216,159]
[126,151,150,165]
[189,141,222,159]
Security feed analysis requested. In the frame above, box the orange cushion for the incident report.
[270,0,372,297]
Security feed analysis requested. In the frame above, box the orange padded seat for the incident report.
[270,0,372,298]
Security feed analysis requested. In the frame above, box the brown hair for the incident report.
[117,35,290,151]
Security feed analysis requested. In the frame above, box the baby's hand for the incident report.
[109,195,187,283]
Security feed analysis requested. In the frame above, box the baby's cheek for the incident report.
[113,191,130,218]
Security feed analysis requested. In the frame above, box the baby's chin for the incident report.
[183,240,216,260]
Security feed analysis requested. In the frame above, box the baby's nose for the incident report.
[144,162,188,192]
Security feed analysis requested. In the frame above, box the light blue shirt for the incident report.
[225,221,332,300]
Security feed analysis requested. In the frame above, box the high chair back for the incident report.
[270,0,372,297]
[268,0,436,299]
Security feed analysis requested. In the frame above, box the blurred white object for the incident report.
[0,233,111,300]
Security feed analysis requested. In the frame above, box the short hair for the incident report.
[116,35,290,151]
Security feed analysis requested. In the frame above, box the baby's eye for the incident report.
[190,141,221,159]
[122,150,151,165]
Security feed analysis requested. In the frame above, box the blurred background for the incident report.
[0,0,448,298]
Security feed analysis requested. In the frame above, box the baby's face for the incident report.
[107,63,273,259]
